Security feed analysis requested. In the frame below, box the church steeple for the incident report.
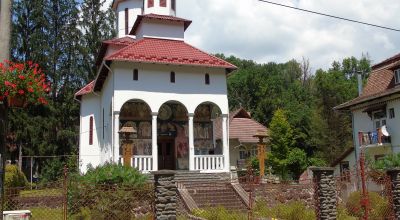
[113,0,177,38]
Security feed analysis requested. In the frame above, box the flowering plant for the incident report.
[0,60,50,106]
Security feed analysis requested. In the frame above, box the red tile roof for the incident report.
[75,80,95,100]
[96,37,136,66]
[215,108,268,143]
[130,14,192,35]
[105,37,237,70]
[103,36,136,46]
[335,53,400,110]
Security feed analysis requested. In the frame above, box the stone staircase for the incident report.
[170,171,248,212]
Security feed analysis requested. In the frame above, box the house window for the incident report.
[171,0,176,10]
[124,8,128,35]
[89,116,93,145]
[148,0,154,8]
[373,110,387,129]
[340,161,350,181]
[205,73,210,85]
[133,69,138,81]
[389,108,395,119]
[375,154,385,161]
[160,0,167,7]
[395,69,400,84]
[170,71,175,83]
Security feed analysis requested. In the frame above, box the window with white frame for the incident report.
[395,69,400,84]
[373,110,387,129]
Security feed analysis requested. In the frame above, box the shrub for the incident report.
[68,163,151,219]
[5,164,27,188]
[254,200,315,220]
[346,191,390,219]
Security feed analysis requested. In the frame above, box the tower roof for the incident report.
[129,13,192,35]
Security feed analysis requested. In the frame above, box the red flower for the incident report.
[18,90,25,95]
[4,81,11,86]
[18,75,25,80]
[28,87,34,93]
[11,84,16,89]
[0,96,4,101]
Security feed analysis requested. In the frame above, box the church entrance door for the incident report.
[158,138,175,170]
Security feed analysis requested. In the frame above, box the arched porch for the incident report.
[116,99,229,173]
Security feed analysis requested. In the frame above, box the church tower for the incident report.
[113,0,177,38]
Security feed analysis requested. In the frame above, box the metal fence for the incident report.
[4,167,154,220]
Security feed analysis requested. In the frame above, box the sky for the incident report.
[106,0,400,71]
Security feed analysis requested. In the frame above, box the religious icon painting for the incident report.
[139,122,152,138]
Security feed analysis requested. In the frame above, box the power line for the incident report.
[258,0,400,32]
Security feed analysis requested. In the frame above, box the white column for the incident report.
[152,112,158,171]
[114,113,120,164]
[188,113,195,171]
[222,114,230,172]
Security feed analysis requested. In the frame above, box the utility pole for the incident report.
[0,0,13,219]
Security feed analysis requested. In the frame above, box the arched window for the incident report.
[205,73,210,85]
[160,0,167,7]
[148,0,154,8]
[170,71,175,83]
[89,116,93,145]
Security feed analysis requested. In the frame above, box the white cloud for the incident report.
[105,0,400,70]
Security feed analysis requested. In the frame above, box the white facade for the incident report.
[350,96,400,164]
[78,0,234,174]
[115,0,176,38]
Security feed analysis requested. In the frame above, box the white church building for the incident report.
[75,0,237,173]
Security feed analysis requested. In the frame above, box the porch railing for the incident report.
[358,128,390,147]
[194,155,224,171]
[119,155,153,172]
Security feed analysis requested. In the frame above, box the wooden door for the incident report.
[158,139,175,170]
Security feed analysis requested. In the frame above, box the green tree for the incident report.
[80,0,116,81]
[268,109,295,178]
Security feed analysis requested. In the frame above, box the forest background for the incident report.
[7,0,371,180]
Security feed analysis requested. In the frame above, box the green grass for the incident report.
[19,188,62,197]
[29,207,63,220]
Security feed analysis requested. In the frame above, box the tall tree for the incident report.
[80,0,116,81]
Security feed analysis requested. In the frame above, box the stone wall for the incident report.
[311,167,337,220]
[387,169,400,219]
[153,170,177,220]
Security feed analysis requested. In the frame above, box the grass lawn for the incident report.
[29,207,63,220]
[19,188,62,197]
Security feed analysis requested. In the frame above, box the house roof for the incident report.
[215,108,268,144]
[330,147,354,167]
[335,53,400,110]
[129,14,192,35]
[105,37,237,70]
[96,37,136,66]
[75,80,95,100]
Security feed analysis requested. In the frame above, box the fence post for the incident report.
[311,167,337,220]
[387,169,400,219]
[153,170,176,220]
[63,165,68,220]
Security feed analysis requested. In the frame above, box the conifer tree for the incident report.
[80,0,116,81]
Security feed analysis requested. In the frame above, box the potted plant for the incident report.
[0,60,50,107]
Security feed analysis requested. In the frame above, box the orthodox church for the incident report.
[75,0,264,174]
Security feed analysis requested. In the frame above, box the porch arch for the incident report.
[156,100,189,170]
